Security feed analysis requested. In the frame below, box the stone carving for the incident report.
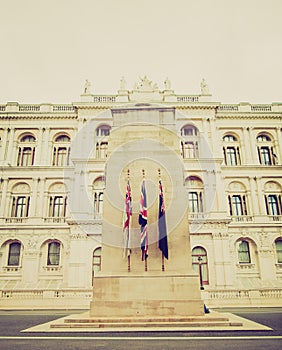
[83,79,91,94]
[134,76,158,92]
[27,238,37,249]
[201,79,210,95]
[120,76,126,90]
[164,77,171,90]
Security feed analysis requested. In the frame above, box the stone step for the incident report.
[64,316,230,324]
[51,321,242,329]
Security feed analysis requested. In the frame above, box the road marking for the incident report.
[0,336,281,340]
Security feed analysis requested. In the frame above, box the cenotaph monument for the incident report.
[89,104,205,318]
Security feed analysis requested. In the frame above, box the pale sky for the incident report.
[0,0,281,104]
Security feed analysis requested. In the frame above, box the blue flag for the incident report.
[158,180,168,259]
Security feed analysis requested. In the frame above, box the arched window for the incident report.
[92,247,102,285]
[227,182,248,218]
[181,125,199,159]
[181,125,198,136]
[192,246,209,286]
[52,134,71,166]
[17,134,36,166]
[48,183,67,219]
[8,242,21,266]
[93,177,105,218]
[185,176,204,215]
[222,134,241,166]
[237,240,251,263]
[264,182,281,217]
[275,239,282,263]
[96,125,111,137]
[256,133,277,166]
[47,241,61,266]
[10,183,30,218]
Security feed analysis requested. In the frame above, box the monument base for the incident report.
[90,273,205,317]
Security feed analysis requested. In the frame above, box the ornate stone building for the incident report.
[0,77,281,308]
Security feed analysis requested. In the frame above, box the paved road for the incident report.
[0,308,281,349]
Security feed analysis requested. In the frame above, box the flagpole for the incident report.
[162,253,165,271]
[141,169,148,271]
[159,169,165,272]
[127,169,131,272]
[158,168,169,267]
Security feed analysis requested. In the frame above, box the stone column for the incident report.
[243,127,252,164]
[6,128,15,165]
[275,127,282,164]
[0,178,8,217]
[0,128,9,162]
[249,177,260,216]
[35,128,43,165]
[30,178,39,217]
[248,127,259,165]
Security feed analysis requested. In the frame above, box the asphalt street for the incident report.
[0,308,281,350]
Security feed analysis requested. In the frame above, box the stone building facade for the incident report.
[0,77,281,308]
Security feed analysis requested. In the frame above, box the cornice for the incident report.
[0,114,78,120]
[216,113,282,120]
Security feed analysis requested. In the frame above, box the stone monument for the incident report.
[89,104,205,318]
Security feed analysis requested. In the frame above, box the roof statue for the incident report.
[83,79,91,94]
[164,77,171,90]
[119,76,126,91]
[200,78,210,95]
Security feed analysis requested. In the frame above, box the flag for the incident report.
[139,180,148,260]
[158,180,168,259]
[123,181,132,257]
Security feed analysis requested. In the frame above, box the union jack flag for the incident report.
[123,181,132,257]
[139,180,148,260]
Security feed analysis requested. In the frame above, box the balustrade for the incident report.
[251,105,272,112]
[19,105,40,112]
[177,96,199,103]
[93,95,116,103]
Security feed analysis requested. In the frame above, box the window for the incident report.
[185,176,204,215]
[275,240,282,263]
[237,240,251,263]
[182,141,198,159]
[93,177,105,217]
[257,133,277,166]
[192,246,209,285]
[188,192,203,213]
[49,196,67,217]
[96,142,108,159]
[92,247,102,285]
[17,134,36,166]
[53,134,70,166]
[96,125,111,137]
[181,125,198,136]
[8,242,21,266]
[47,242,60,266]
[228,195,247,216]
[223,134,241,166]
[181,125,199,159]
[265,195,281,216]
[11,196,30,217]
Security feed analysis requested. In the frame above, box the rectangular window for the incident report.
[238,241,251,263]
[12,196,30,217]
[226,147,237,166]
